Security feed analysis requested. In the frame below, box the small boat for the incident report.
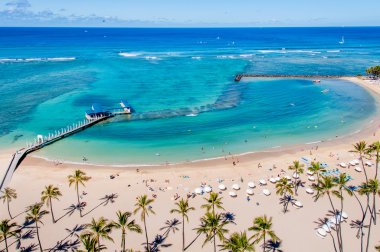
[339,36,345,44]
[313,79,321,83]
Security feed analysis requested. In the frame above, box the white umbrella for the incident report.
[365,161,373,166]
[204,186,212,193]
[259,179,267,185]
[262,189,271,196]
[229,191,237,197]
[246,189,254,195]
[294,201,303,208]
[308,176,315,181]
[306,188,314,194]
[307,170,314,175]
[218,184,226,191]
[275,177,281,182]
[284,175,291,180]
[293,173,300,179]
[349,160,356,166]
[269,177,277,183]
[317,228,327,238]
[355,167,362,172]
[322,224,332,233]
[247,182,255,188]
[341,212,348,219]
[194,188,203,195]
[339,162,347,168]
[232,184,240,190]
[353,159,360,165]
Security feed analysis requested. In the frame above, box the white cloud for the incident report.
[5,0,31,10]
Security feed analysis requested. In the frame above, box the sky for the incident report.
[0,0,380,27]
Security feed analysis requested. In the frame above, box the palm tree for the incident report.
[351,141,369,181]
[248,215,279,252]
[170,198,195,251]
[0,219,18,252]
[25,203,49,252]
[376,244,380,251]
[41,185,62,223]
[68,169,91,217]
[134,195,155,252]
[82,217,114,251]
[288,160,304,195]
[79,234,106,252]
[308,162,326,185]
[195,212,229,252]
[264,240,283,252]
[0,187,17,219]
[275,177,294,212]
[219,231,255,252]
[369,141,380,179]
[313,176,339,211]
[112,211,142,252]
[201,192,225,214]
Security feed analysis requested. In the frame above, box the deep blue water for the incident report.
[0,27,379,164]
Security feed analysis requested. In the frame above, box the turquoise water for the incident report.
[0,28,379,165]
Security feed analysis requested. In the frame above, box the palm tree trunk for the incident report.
[327,194,341,251]
[182,216,185,251]
[122,229,126,252]
[7,200,12,219]
[184,232,202,251]
[213,231,216,252]
[4,236,9,252]
[97,236,100,252]
[76,184,82,217]
[143,214,150,252]
[365,212,373,252]
[263,233,266,252]
[372,193,377,224]
[50,198,55,223]
[36,222,43,252]
[375,152,379,179]
[360,156,368,182]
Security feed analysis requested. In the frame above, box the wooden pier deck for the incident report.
[0,115,112,192]
[234,74,348,82]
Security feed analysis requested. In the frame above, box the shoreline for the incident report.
[15,76,380,170]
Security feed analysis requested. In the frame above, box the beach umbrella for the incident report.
[246,189,254,195]
[308,176,315,181]
[339,162,347,168]
[307,170,314,175]
[232,184,240,190]
[204,186,212,193]
[284,175,291,180]
[355,167,362,172]
[306,188,314,194]
[262,189,271,196]
[294,201,303,208]
[292,173,300,179]
[317,228,327,238]
[349,160,356,166]
[341,212,348,219]
[229,191,237,197]
[247,182,255,188]
[365,161,373,166]
[194,188,203,195]
[259,179,267,185]
[269,177,277,183]
[218,184,226,190]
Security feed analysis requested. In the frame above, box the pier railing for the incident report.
[0,115,112,193]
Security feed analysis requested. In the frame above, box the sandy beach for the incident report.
[1,77,380,251]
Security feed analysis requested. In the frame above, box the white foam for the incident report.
[118,52,140,57]
[145,56,159,60]
[186,113,198,117]
[191,56,202,60]
[327,50,341,53]
[0,57,76,63]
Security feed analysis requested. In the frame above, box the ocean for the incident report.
[0,27,379,165]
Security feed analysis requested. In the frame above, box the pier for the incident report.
[234,74,348,82]
[0,107,132,192]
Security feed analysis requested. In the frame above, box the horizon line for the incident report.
[1,25,380,29]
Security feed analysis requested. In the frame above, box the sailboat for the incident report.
[339,36,345,44]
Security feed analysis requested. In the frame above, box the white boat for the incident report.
[339,36,345,44]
